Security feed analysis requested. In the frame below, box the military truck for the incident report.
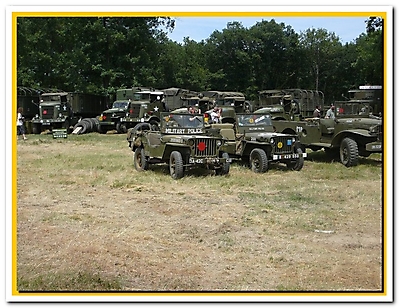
[31,92,108,134]
[126,112,230,179]
[255,89,325,120]
[337,85,382,117]
[161,87,199,111]
[212,113,306,172]
[202,91,253,114]
[255,98,383,167]
[114,89,165,134]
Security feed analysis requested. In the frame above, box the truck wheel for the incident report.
[134,147,148,171]
[169,151,184,179]
[250,148,268,173]
[215,152,230,175]
[32,123,41,134]
[340,137,359,167]
[116,123,127,134]
[286,148,304,171]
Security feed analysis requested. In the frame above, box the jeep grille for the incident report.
[194,138,218,157]
[273,136,294,154]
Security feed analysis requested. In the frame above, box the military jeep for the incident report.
[126,112,230,179]
[215,113,306,172]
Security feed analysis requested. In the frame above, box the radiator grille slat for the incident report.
[194,138,218,157]
[273,136,294,154]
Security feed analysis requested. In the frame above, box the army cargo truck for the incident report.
[255,89,325,120]
[214,113,306,172]
[337,85,382,117]
[31,92,108,134]
[202,91,253,114]
[161,87,199,111]
[126,112,230,179]
[256,98,383,167]
[115,90,165,134]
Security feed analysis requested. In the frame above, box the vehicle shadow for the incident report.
[306,150,383,167]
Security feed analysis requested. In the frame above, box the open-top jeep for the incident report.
[215,113,306,172]
[126,112,230,179]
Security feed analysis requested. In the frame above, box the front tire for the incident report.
[170,151,184,179]
[215,152,230,175]
[134,147,148,171]
[32,123,41,134]
[116,122,127,134]
[249,148,268,173]
[286,148,305,171]
[340,137,359,167]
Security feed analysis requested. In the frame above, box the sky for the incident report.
[166,16,368,44]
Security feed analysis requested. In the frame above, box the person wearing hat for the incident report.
[325,105,335,119]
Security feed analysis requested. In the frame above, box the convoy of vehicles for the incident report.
[126,112,231,179]
[19,83,383,171]
[255,87,383,167]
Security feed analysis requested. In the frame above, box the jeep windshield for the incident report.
[162,113,204,131]
[237,113,272,127]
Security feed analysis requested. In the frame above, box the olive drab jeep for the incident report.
[126,112,230,179]
[214,113,306,172]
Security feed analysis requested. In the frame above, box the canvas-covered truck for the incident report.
[126,112,230,179]
[31,92,108,134]
[202,91,253,114]
[255,89,325,120]
[255,98,383,167]
[213,113,306,172]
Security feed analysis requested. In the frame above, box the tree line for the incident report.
[17,16,383,104]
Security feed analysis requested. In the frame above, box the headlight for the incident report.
[58,113,63,118]
[188,139,195,147]
[270,138,274,144]
[126,112,129,117]
[292,137,296,143]
[258,136,265,142]
[216,140,222,147]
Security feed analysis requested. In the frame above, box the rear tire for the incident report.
[169,151,184,179]
[340,137,359,167]
[249,148,268,173]
[134,147,148,171]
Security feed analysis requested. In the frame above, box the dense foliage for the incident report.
[17,16,383,104]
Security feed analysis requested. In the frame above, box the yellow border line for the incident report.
[14,11,386,17]
[11,10,389,299]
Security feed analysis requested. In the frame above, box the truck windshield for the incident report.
[112,101,129,109]
[336,103,373,116]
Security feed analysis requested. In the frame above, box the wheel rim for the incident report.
[341,145,349,164]
[170,157,176,176]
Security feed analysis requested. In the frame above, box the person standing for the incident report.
[313,105,321,118]
[325,105,335,120]
[210,106,222,123]
[17,107,27,140]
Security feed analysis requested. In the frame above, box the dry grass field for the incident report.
[14,132,384,298]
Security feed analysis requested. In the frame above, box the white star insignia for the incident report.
[154,106,159,112]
